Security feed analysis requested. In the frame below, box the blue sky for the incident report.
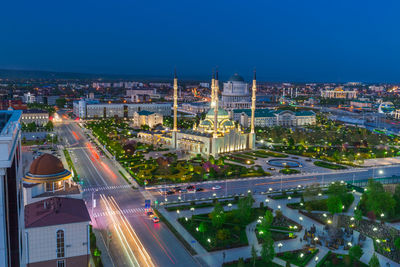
[1,0,399,82]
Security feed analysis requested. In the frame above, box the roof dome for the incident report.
[206,109,229,117]
[24,154,71,184]
[228,73,245,82]
[29,154,64,175]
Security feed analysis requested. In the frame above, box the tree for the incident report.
[210,202,226,229]
[237,257,245,267]
[303,184,321,201]
[327,195,343,215]
[395,237,400,250]
[237,193,254,222]
[286,261,291,267]
[251,245,258,267]
[44,121,54,131]
[354,209,363,223]
[349,245,363,260]
[56,98,66,108]
[364,179,396,217]
[368,253,380,267]
[198,222,207,237]
[260,235,275,264]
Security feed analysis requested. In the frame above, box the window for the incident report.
[56,230,65,258]
[57,259,65,267]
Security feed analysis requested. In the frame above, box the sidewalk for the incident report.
[92,228,115,267]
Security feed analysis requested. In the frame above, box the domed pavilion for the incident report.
[24,154,72,192]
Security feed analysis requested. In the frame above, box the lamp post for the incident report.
[91,189,98,216]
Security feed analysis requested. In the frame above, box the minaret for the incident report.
[213,70,219,138]
[172,69,178,149]
[210,71,215,108]
[249,70,257,149]
[211,70,219,156]
[173,69,178,132]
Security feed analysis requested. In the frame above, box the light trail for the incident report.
[72,130,80,140]
[108,196,155,267]
[100,194,139,267]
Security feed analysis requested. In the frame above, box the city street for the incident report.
[57,118,199,267]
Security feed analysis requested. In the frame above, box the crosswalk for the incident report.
[92,207,146,218]
[83,184,132,192]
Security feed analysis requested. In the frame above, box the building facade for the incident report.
[232,109,316,128]
[132,111,163,129]
[24,197,90,267]
[320,87,357,99]
[221,73,251,109]
[73,99,172,119]
[21,110,49,126]
[0,110,26,267]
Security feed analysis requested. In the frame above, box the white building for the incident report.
[132,111,163,129]
[0,110,26,266]
[221,73,251,109]
[24,197,90,267]
[73,99,172,119]
[21,110,49,126]
[320,87,357,99]
[231,109,316,128]
[23,93,36,104]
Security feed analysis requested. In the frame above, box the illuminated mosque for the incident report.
[138,70,257,157]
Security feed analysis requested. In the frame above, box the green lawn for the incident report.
[277,248,319,267]
[316,251,368,267]
[178,207,270,251]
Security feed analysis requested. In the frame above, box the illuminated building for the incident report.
[320,87,357,99]
[138,70,257,157]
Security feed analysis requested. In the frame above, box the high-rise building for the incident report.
[0,110,25,267]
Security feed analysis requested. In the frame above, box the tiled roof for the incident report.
[25,197,90,228]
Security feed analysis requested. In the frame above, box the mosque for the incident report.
[138,70,257,157]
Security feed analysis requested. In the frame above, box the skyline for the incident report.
[1,0,400,82]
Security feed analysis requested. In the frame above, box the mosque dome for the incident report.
[228,73,245,82]
[206,109,229,117]
[24,154,71,184]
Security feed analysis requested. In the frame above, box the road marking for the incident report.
[83,184,132,192]
[92,207,146,218]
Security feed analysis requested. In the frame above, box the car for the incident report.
[268,167,276,171]
[173,186,181,192]
[212,185,222,190]
[166,190,175,195]
[196,187,204,192]
[305,158,312,162]
[146,211,154,217]
[152,217,160,223]
[187,186,196,193]
[179,189,187,193]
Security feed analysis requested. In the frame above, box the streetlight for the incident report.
[91,189,98,216]
[277,243,283,252]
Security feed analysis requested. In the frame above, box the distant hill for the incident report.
[0,69,177,82]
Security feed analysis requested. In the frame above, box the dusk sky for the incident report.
[1,0,400,82]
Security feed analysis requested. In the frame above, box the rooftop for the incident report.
[22,109,48,114]
[25,197,90,228]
